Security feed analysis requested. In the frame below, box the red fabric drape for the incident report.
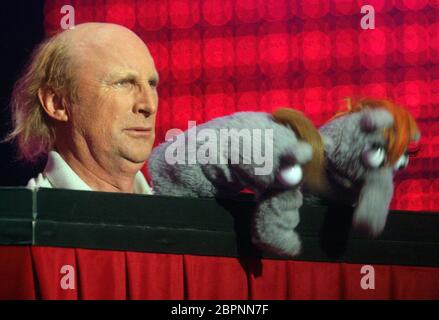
[1,246,438,300]
[0,246,35,299]
[126,251,184,299]
[183,255,248,299]
[248,260,344,299]
[32,246,78,299]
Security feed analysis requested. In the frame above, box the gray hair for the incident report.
[3,32,77,163]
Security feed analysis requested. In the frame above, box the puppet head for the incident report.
[319,98,420,236]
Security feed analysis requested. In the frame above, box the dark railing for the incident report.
[1,187,438,267]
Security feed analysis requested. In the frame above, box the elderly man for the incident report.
[5,23,158,194]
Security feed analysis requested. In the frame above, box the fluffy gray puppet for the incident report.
[148,98,420,257]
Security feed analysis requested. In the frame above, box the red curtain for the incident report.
[1,245,439,300]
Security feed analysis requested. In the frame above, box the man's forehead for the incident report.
[70,37,157,79]
[64,22,142,46]
[62,23,156,76]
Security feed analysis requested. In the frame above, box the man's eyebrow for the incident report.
[104,70,159,85]
[106,70,139,81]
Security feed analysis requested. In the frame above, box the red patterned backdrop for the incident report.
[44,0,439,212]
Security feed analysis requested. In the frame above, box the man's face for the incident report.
[69,32,159,168]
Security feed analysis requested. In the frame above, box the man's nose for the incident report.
[133,83,157,116]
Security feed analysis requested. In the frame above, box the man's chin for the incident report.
[120,151,150,166]
[118,141,153,165]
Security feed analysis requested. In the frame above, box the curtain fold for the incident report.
[126,251,184,299]
[1,246,438,299]
[31,246,78,299]
[342,264,392,299]
[75,249,127,299]
[0,246,35,299]
[183,255,249,299]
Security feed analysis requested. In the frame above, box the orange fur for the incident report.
[332,98,420,165]
[271,99,419,196]
[272,108,329,195]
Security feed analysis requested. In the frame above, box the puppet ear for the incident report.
[360,108,394,133]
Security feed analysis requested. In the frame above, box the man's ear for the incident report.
[38,87,69,122]
[360,108,393,133]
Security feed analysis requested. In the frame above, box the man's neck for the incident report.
[55,146,141,194]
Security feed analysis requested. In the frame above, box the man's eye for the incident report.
[114,79,135,87]
[148,79,158,88]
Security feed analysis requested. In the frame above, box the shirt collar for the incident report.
[43,151,153,194]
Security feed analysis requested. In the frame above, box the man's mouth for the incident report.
[124,127,153,137]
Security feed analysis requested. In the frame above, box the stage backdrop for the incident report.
[44,0,439,212]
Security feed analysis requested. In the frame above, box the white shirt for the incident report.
[27,151,153,195]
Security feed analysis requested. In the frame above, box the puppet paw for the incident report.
[252,188,303,257]
[353,206,388,237]
[352,168,394,237]
[252,229,302,257]
[252,206,302,257]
